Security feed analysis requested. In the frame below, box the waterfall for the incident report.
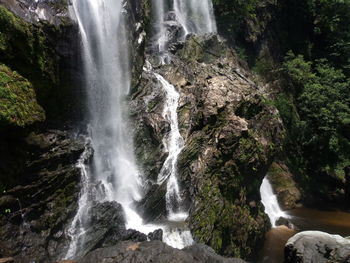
[155,73,194,248]
[152,0,217,56]
[154,73,186,220]
[174,0,217,36]
[260,176,289,227]
[65,0,156,258]
[65,145,91,259]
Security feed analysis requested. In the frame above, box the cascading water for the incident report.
[67,0,217,257]
[154,73,194,248]
[147,0,217,249]
[260,176,289,227]
[174,0,217,36]
[65,0,155,258]
[155,73,184,217]
[152,0,217,58]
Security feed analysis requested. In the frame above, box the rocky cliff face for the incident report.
[0,130,86,262]
[0,0,82,127]
[1,0,286,262]
[131,34,284,259]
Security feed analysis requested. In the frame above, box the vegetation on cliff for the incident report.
[212,0,350,204]
[0,64,45,128]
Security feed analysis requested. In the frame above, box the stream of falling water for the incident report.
[152,0,217,60]
[260,176,289,227]
[66,0,217,258]
[154,73,194,248]
[65,0,156,258]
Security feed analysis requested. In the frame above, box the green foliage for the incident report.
[282,52,350,180]
[211,0,258,41]
[252,56,274,76]
[0,64,45,128]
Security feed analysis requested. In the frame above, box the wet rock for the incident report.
[0,2,82,126]
[148,229,163,241]
[136,182,167,223]
[131,34,284,259]
[77,201,126,253]
[120,229,148,243]
[267,162,301,210]
[0,130,87,262]
[285,231,350,263]
[275,217,294,229]
[184,244,247,263]
[76,241,247,263]
[0,0,72,25]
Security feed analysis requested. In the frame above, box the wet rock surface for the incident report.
[267,162,302,210]
[131,34,284,259]
[285,231,350,263]
[0,130,87,262]
[76,241,247,263]
[0,0,71,25]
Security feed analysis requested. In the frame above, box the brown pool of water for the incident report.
[258,207,350,263]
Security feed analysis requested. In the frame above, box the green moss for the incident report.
[0,64,45,128]
[0,6,57,103]
[179,35,225,63]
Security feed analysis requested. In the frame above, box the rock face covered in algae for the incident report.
[131,35,285,259]
[0,0,285,261]
[0,64,45,129]
[0,2,81,126]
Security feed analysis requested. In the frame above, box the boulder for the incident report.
[285,231,350,263]
[148,229,163,241]
[136,182,167,223]
[74,201,126,255]
[76,241,247,263]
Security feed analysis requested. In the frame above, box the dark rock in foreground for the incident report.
[76,241,247,263]
[285,231,350,263]
[0,130,87,262]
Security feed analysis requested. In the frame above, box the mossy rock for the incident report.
[0,64,45,129]
[267,162,301,210]
[178,35,226,63]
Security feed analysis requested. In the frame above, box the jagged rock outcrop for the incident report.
[69,201,150,259]
[0,1,82,126]
[0,0,72,25]
[0,130,87,262]
[285,231,350,263]
[267,162,301,210]
[75,241,247,263]
[131,34,284,259]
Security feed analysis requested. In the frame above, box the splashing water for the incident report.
[155,73,185,218]
[174,0,217,37]
[66,0,157,258]
[65,145,91,259]
[260,176,289,227]
[154,73,194,247]
[152,0,217,56]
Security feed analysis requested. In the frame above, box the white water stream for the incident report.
[152,0,217,57]
[154,73,194,247]
[65,0,155,258]
[66,0,217,258]
[260,176,289,227]
[174,0,217,36]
